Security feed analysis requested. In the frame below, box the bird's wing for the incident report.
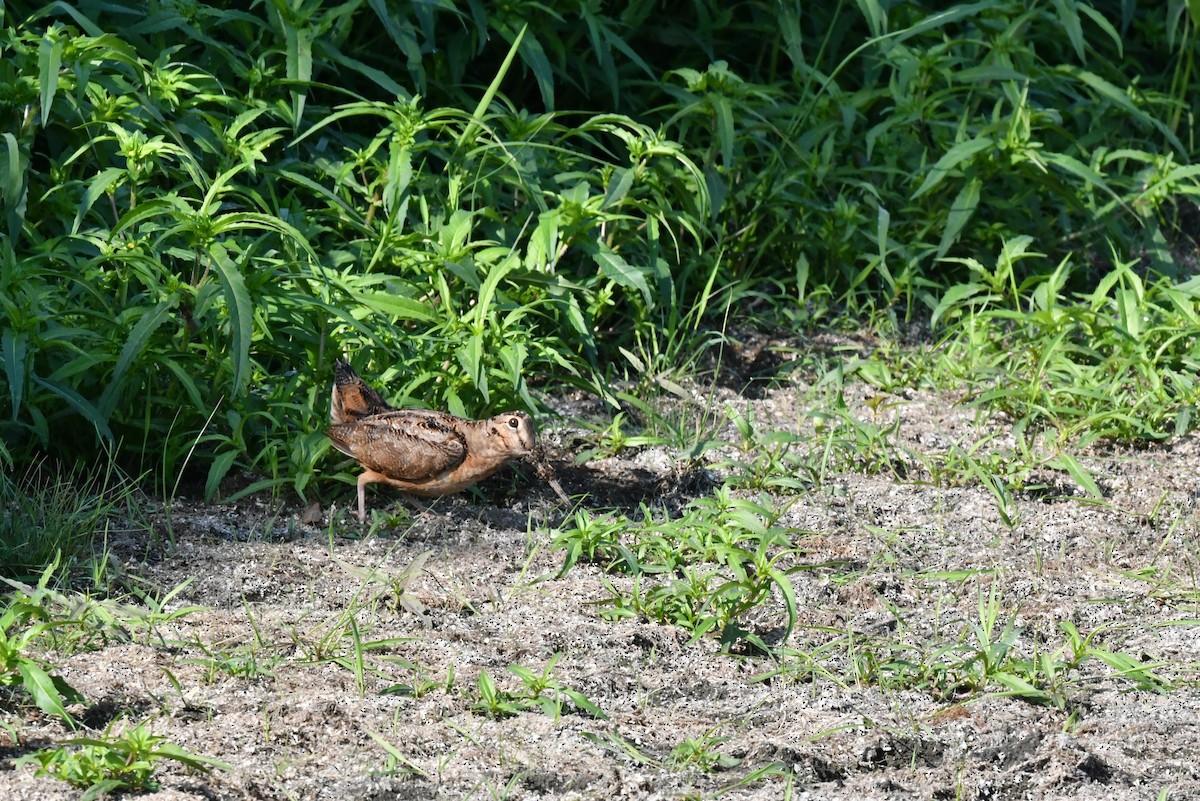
[328,412,468,482]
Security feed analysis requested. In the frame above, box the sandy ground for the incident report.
[4,373,1200,800]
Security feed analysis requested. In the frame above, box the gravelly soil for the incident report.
[5,371,1200,800]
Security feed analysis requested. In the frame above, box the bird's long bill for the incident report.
[531,449,571,504]
[546,476,570,505]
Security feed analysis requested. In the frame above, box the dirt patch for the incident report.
[6,376,1200,800]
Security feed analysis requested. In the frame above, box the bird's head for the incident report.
[490,411,539,458]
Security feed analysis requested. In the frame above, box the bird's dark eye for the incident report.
[508,417,520,429]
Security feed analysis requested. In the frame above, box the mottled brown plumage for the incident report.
[331,358,395,424]
[327,361,569,521]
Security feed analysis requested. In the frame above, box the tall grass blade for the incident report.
[460,23,527,145]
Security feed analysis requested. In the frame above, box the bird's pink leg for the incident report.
[356,471,374,523]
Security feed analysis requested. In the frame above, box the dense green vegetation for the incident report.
[4,0,1199,501]
[4,5,1200,792]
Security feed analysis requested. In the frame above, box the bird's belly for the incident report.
[378,461,506,496]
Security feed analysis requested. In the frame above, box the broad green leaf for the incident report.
[17,660,76,723]
[855,0,887,37]
[562,294,600,373]
[953,65,1029,83]
[514,27,554,111]
[602,167,634,209]
[893,2,992,43]
[930,281,986,328]
[38,32,62,126]
[996,235,1037,274]
[367,0,421,66]
[777,2,805,71]
[913,137,992,199]
[876,204,891,262]
[41,2,105,35]
[326,48,408,97]
[71,167,125,234]
[1175,406,1193,438]
[1076,3,1122,56]
[704,164,728,220]
[598,18,654,80]
[1087,261,1128,309]
[527,209,559,271]
[564,687,609,720]
[2,327,26,418]
[711,94,734,167]
[32,374,113,442]
[382,140,412,217]
[795,253,809,302]
[208,211,317,259]
[205,450,238,502]
[991,671,1049,701]
[98,296,177,418]
[1091,648,1169,691]
[291,101,402,147]
[1050,0,1085,63]
[497,342,526,386]
[149,741,232,772]
[456,334,487,402]
[209,243,254,396]
[1041,151,1118,203]
[277,168,365,222]
[474,255,517,328]
[159,358,207,412]
[286,25,313,127]
[1046,453,1102,498]
[593,243,653,307]
[1,132,21,208]
[351,290,436,322]
[1060,66,1185,154]
[1116,287,1141,338]
[938,176,981,257]
[111,197,184,235]
[768,566,798,643]
[618,345,644,372]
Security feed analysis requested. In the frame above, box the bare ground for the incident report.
[5,372,1200,800]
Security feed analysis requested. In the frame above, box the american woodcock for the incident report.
[327,360,569,522]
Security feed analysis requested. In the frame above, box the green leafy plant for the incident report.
[553,490,805,651]
[932,249,1200,444]
[20,721,230,799]
[670,729,740,772]
[0,585,84,725]
[3,0,1200,495]
[471,653,607,721]
[582,725,748,775]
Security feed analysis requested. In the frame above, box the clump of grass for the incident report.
[763,582,1173,712]
[0,459,135,584]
